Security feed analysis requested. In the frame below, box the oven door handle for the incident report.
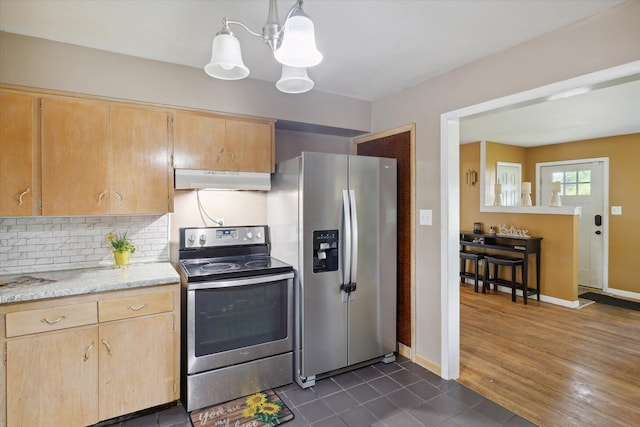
[187,271,294,290]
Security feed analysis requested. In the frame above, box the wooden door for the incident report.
[0,92,37,216]
[98,314,175,420]
[173,111,226,170]
[6,328,99,427]
[41,97,109,215]
[356,129,413,348]
[109,105,169,214]
[225,120,274,172]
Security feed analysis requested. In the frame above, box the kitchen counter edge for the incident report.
[0,262,180,305]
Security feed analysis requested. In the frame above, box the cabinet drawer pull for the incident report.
[84,341,95,361]
[128,304,146,311]
[41,315,66,325]
[101,339,112,356]
[18,188,31,206]
[112,191,124,204]
[97,189,108,205]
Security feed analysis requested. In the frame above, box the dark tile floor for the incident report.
[111,355,537,427]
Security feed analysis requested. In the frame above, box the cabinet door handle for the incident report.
[216,148,225,162]
[227,151,235,162]
[18,188,31,206]
[101,339,112,356]
[97,189,108,205]
[41,315,66,325]
[128,304,146,311]
[112,191,124,204]
[84,341,95,361]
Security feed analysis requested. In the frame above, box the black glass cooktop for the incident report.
[180,254,292,281]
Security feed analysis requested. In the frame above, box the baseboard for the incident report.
[414,353,441,376]
[397,342,412,359]
[606,287,640,301]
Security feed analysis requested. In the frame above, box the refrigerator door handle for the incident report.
[342,189,352,291]
[348,189,358,292]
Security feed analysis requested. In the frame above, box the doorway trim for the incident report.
[440,60,640,380]
[354,123,416,361]
[536,157,610,291]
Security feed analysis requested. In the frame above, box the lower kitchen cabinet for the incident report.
[98,314,175,421]
[0,284,180,427]
[7,327,99,427]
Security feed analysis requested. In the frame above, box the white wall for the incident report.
[0,31,372,133]
[275,129,353,163]
[370,1,640,368]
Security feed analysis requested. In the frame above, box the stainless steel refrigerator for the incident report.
[268,152,397,388]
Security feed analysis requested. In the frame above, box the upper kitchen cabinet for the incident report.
[173,111,274,173]
[226,119,274,173]
[0,92,38,216]
[109,105,170,214]
[40,98,171,216]
[172,111,225,170]
[41,97,110,215]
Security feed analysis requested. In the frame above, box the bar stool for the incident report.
[460,251,485,293]
[483,255,528,304]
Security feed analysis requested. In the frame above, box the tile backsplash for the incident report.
[0,215,170,275]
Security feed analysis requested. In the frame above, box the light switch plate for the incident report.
[419,209,432,226]
[611,206,622,215]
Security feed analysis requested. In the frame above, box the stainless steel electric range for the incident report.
[178,225,294,412]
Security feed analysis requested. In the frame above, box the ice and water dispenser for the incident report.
[313,230,338,273]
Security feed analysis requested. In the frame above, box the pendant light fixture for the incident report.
[204,0,322,94]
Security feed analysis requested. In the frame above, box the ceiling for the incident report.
[1,0,637,144]
[460,76,640,146]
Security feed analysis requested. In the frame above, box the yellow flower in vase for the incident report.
[105,231,136,266]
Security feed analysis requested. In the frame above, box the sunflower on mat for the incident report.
[244,392,285,426]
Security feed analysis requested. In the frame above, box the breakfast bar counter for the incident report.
[460,231,542,300]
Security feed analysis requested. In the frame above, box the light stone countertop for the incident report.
[0,262,181,304]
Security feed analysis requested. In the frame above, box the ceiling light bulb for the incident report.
[274,8,322,68]
[204,32,249,80]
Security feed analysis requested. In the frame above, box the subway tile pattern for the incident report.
[0,215,170,275]
[108,357,535,427]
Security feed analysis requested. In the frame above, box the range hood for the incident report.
[174,169,271,191]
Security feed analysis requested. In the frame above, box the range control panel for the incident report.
[181,225,267,248]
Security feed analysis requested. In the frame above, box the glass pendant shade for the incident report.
[276,65,314,93]
[274,9,322,68]
[204,33,250,80]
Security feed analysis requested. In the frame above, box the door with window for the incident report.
[539,160,606,289]
[496,162,521,206]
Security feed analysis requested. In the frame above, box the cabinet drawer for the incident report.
[6,302,97,338]
[98,291,173,322]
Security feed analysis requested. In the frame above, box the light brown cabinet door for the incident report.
[98,314,175,420]
[41,97,110,215]
[6,327,99,427]
[225,120,274,173]
[173,111,226,170]
[109,105,169,214]
[0,92,37,216]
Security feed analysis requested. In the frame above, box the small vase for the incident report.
[114,251,130,267]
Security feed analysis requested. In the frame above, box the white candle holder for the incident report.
[493,183,503,206]
[520,181,532,207]
[549,181,562,207]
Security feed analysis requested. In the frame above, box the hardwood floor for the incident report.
[458,284,640,427]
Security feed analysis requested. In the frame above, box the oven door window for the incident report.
[194,279,288,356]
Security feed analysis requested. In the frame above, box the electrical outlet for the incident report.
[611,206,622,215]
[215,218,225,226]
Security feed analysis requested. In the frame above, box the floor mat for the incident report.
[190,389,294,427]
[579,292,640,312]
